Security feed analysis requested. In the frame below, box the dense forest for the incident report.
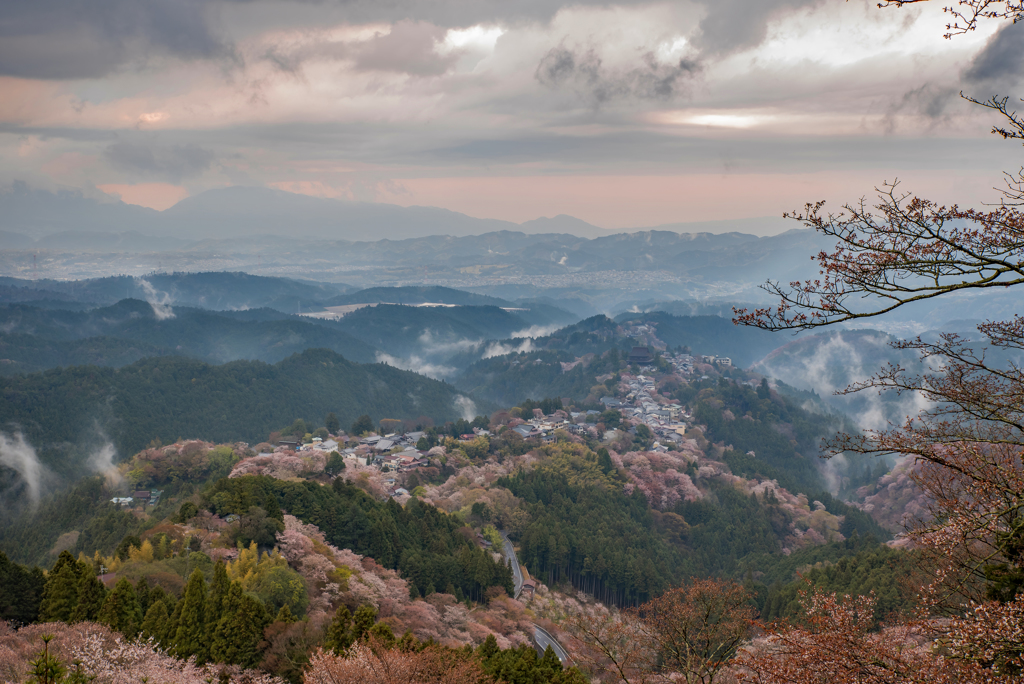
[0,299,379,373]
[497,429,887,609]
[0,272,353,311]
[0,348,472,474]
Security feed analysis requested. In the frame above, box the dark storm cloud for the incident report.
[0,0,834,83]
[0,0,229,79]
[104,141,216,181]
[882,82,958,132]
[536,45,701,104]
[692,0,824,54]
[964,22,1024,85]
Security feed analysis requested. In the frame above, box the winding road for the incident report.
[532,624,571,664]
[498,530,570,665]
[499,530,524,598]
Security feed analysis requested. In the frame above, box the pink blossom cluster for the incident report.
[421,462,516,512]
[230,449,325,480]
[852,458,928,532]
[617,450,702,509]
[130,440,249,485]
[0,622,281,684]
[273,517,534,650]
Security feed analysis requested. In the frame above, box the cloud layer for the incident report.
[1,0,1021,227]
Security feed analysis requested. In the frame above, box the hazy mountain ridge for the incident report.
[0,299,380,371]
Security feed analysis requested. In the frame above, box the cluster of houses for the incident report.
[110,489,163,508]
[289,432,433,472]
[510,410,604,442]
[618,374,691,449]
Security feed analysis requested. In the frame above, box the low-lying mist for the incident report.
[0,430,123,512]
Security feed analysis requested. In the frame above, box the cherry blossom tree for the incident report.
[731,2,1024,677]
[732,590,998,684]
[635,578,755,684]
[304,639,489,684]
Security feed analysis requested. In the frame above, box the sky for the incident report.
[1,0,1023,230]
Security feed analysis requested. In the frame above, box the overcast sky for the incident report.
[1,0,1022,229]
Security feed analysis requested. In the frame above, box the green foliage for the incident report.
[351,605,377,642]
[0,298,379,376]
[69,571,106,623]
[172,569,208,662]
[325,412,340,434]
[481,525,503,548]
[476,638,587,684]
[0,476,144,566]
[614,311,782,368]
[211,584,269,668]
[325,451,346,476]
[283,419,308,438]
[38,553,99,624]
[26,636,65,684]
[231,506,284,547]
[140,599,171,646]
[115,536,142,561]
[692,380,860,495]
[756,540,914,622]
[175,502,199,523]
[367,621,395,647]
[0,550,44,625]
[350,414,374,436]
[518,397,564,416]
[324,605,353,654]
[97,578,142,638]
[503,453,681,606]
[206,561,230,633]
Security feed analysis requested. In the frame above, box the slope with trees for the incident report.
[0,348,472,474]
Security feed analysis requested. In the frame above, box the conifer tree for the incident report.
[351,605,377,642]
[0,552,44,625]
[140,599,170,646]
[262,493,284,522]
[540,645,563,673]
[38,561,81,623]
[213,582,268,668]
[97,577,142,638]
[274,604,296,624]
[206,561,230,634]
[136,576,151,616]
[172,569,209,662]
[166,594,182,644]
[69,570,106,623]
[477,634,499,661]
[324,605,352,654]
[210,581,241,663]
[367,622,395,647]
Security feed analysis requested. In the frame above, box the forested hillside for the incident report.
[0,348,472,474]
[0,273,353,311]
[0,300,378,374]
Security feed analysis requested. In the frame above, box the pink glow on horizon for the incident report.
[98,183,190,211]
[365,170,1005,229]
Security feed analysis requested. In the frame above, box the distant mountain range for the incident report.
[0,183,794,242]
